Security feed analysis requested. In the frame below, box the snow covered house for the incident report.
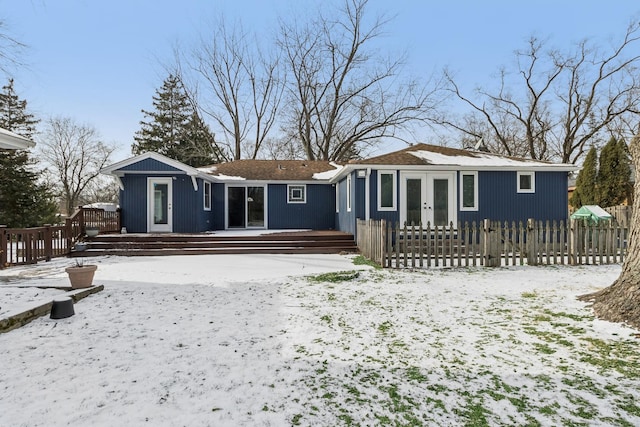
[101,144,577,234]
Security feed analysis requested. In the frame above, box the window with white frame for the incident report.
[377,170,396,211]
[517,171,535,193]
[287,184,306,203]
[346,175,352,212]
[203,181,212,210]
[460,172,478,211]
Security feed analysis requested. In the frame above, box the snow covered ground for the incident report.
[0,254,638,426]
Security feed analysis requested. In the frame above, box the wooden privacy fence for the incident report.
[0,207,121,269]
[357,219,629,269]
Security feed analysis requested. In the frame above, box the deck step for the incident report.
[71,231,358,257]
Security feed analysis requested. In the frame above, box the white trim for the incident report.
[147,177,173,232]
[287,184,306,204]
[335,183,340,213]
[459,171,478,211]
[517,171,535,193]
[0,127,35,149]
[377,170,397,211]
[346,174,352,212]
[203,181,212,211]
[101,151,218,184]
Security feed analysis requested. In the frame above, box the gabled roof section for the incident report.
[356,143,571,168]
[0,127,35,149]
[101,151,210,178]
[199,160,342,182]
[100,151,217,191]
[356,143,578,169]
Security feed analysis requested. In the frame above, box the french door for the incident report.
[400,172,456,226]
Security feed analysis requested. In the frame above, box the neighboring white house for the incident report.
[0,127,35,149]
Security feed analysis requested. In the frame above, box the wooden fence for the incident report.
[357,219,629,269]
[0,207,121,269]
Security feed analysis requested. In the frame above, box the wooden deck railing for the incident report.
[1,207,121,269]
[357,219,629,268]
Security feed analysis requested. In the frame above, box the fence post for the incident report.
[527,218,538,266]
[0,225,7,269]
[44,225,53,261]
[483,219,500,267]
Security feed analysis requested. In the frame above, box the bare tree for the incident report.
[188,19,283,160]
[580,126,640,328]
[0,19,25,76]
[441,21,640,163]
[38,117,116,215]
[278,0,442,161]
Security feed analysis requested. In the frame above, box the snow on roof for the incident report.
[0,127,35,149]
[408,150,556,167]
[312,162,343,180]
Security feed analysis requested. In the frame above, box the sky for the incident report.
[2,0,639,162]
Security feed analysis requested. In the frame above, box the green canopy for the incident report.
[570,205,613,224]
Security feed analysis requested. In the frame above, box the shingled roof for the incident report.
[354,143,558,166]
[200,160,341,181]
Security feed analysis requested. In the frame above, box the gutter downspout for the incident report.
[365,168,371,221]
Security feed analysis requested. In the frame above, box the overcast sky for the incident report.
[3,0,639,161]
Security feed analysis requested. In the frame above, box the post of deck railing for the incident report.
[0,225,7,269]
[44,225,53,261]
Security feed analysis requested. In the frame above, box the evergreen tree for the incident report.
[0,79,58,227]
[598,137,632,207]
[570,145,598,209]
[132,74,224,166]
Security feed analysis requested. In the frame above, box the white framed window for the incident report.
[377,170,396,211]
[460,171,478,211]
[203,181,212,211]
[287,184,306,203]
[335,183,340,213]
[346,174,352,212]
[517,171,535,193]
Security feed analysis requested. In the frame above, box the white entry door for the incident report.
[148,177,173,232]
[400,172,456,226]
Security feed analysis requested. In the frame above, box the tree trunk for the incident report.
[579,129,640,329]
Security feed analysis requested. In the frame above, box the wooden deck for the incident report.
[70,230,358,257]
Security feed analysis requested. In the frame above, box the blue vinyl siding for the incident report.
[369,170,400,224]
[336,173,357,234]
[267,184,335,229]
[457,171,569,225]
[120,158,183,172]
[119,173,211,233]
[211,183,225,230]
[119,175,147,232]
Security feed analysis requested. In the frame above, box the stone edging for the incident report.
[0,285,104,334]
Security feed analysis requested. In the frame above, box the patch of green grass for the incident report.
[521,291,538,299]
[378,320,393,334]
[309,270,360,283]
[405,366,428,382]
[352,255,382,269]
[291,414,303,425]
[320,314,332,324]
[533,343,556,354]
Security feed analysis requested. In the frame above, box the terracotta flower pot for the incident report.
[65,265,98,288]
